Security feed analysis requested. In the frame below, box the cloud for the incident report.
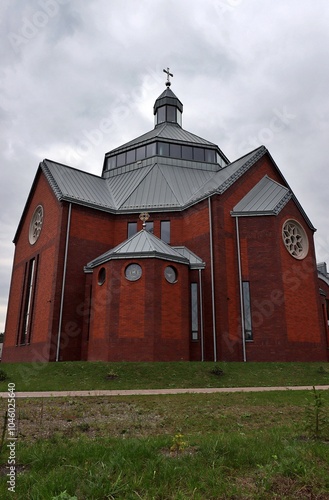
[0,0,329,330]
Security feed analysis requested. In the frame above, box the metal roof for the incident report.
[317,263,329,287]
[186,147,267,204]
[116,162,216,210]
[85,230,191,269]
[153,87,183,114]
[42,160,115,210]
[41,146,269,213]
[40,143,315,230]
[106,122,218,156]
[172,246,206,269]
[231,175,292,216]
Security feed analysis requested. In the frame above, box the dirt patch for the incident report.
[0,464,28,477]
[270,475,329,499]
[0,397,165,443]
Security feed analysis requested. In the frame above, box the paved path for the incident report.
[0,385,329,398]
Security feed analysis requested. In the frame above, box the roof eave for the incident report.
[86,251,189,269]
[264,149,316,232]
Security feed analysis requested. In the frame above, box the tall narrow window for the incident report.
[145,221,154,234]
[19,257,38,345]
[128,222,137,238]
[191,283,199,341]
[160,221,170,244]
[242,281,253,341]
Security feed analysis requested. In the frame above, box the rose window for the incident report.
[282,220,308,260]
[29,205,44,245]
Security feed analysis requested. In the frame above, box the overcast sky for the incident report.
[1,0,329,332]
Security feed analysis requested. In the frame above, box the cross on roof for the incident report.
[163,67,173,87]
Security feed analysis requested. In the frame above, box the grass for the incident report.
[0,363,328,498]
[0,361,328,392]
[0,390,328,498]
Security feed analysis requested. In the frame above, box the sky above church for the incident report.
[1,0,329,332]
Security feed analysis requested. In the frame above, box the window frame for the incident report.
[127,222,138,238]
[18,256,38,345]
[160,220,170,244]
[242,281,253,341]
[191,282,199,341]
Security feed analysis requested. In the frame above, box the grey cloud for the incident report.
[1,0,329,330]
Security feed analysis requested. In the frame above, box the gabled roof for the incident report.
[187,147,267,204]
[231,175,292,216]
[40,147,269,214]
[42,160,115,210]
[85,230,200,269]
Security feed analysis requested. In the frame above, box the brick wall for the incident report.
[3,171,62,362]
[87,258,190,361]
[3,151,328,364]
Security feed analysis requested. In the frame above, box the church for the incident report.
[3,71,329,363]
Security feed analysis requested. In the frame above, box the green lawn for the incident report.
[0,390,328,499]
[0,361,328,392]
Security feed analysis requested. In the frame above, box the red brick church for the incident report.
[3,73,329,363]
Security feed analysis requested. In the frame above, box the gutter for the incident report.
[208,196,217,362]
[235,216,247,362]
[56,203,72,362]
[199,268,204,362]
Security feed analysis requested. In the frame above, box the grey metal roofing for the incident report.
[39,143,315,232]
[106,122,219,155]
[85,230,192,269]
[172,246,206,269]
[153,87,183,113]
[42,160,115,209]
[115,162,216,210]
[231,175,292,216]
[41,147,269,214]
[186,147,267,204]
[317,263,329,286]
[318,274,329,287]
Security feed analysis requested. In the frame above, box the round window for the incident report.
[164,265,177,283]
[282,219,309,260]
[125,263,142,281]
[98,267,106,285]
[29,205,44,245]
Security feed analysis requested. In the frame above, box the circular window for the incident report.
[125,263,142,281]
[98,267,106,285]
[164,265,177,283]
[29,205,44,245]
[282,219,309,260]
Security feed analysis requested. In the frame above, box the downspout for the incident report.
[199,268,204,362]
[235,216,247,362]
[208,197,217,362]
[56,203,72,362]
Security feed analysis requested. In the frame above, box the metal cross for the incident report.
[163,67,173,87]
[139,212,150,228]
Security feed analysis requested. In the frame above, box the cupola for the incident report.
[153,68,183,127]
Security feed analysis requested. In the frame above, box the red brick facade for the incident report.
[2,143,329,364]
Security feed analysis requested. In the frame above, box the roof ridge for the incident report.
[218,146,267,194]
[85,229,189,269]
[156,163,183,205]
[115,163,157,209]
[41,160,63,199]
